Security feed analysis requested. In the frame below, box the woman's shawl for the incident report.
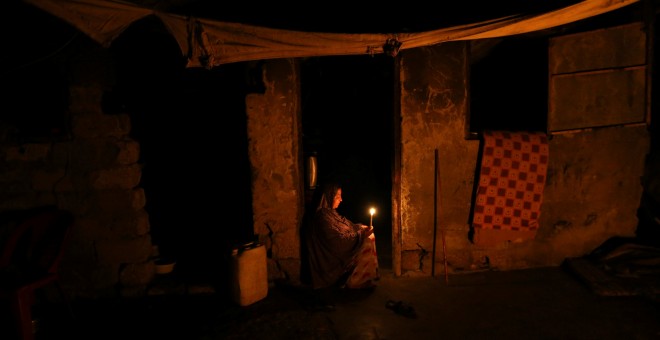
[307,207,366,289]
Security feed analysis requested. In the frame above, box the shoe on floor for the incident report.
[385,300,417,319]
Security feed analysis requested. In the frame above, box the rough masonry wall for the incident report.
[399,42,650,276]
[399,43,481,275]
[0,41,153,298]
[246,59,304,284]
[538,126,649,263]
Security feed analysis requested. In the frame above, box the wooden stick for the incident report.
[432,149,438,277]
[436,149,449,285]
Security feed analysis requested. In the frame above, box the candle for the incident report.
[369,207,376,227]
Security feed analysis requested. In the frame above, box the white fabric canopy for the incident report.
[24,0,640,68]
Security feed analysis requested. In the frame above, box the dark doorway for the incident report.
[469,36,548,136]
[301,54,394,269]
[109,18,254,288]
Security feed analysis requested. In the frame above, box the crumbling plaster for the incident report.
[397,41,649,275]
[399,43,481,274]
[245,35,649,281]
[540,126,649,261]
[247,59,304,283]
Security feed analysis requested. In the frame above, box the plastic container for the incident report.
[154,258,176,274]
[231,243,268,306]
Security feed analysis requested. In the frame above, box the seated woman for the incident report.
[305,181,379,290]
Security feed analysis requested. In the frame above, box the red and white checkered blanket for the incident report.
[472,131,549,247]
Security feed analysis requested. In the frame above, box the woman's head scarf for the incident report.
[316,182,341,212]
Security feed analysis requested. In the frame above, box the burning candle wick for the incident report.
[369,207,376,227]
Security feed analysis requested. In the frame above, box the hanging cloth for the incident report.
[472,130,549,247]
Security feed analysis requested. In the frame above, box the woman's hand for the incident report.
[361,224,374,237]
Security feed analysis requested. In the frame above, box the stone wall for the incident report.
[0,22,651,299]
[398,42,481,274]
[246,59,305,284]
[398,41,649,275]
[0,41,153,298]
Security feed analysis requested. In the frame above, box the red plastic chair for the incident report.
[0,207,74,340]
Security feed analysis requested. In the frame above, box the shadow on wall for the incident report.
[108,19,256,285]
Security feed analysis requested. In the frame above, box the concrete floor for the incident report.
[14,265,660,340]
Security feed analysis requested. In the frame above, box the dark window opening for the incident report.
[468,36,548,138]
[1,64,69,143]
[0,2,73,144]
[1,47,71,144]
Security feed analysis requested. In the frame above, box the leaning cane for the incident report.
[435,149,449,285]
[432,150,438,278]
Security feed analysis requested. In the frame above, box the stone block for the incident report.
[67,139,129,169]
[60,263,120,299]
[4,143,50,161]
[51,141,73,169]
[549,22,645,74]
[0,192,39,211]
[68,219,100,251]
[119,260,155,287]
[96,188,146,213]
[76,210,149,241]
[116,140,140,165]
[549,68,645,131]
[32,169,67,191]
[131,188,147,210]
[71,113,131,139]
[51,191,95,216]
[69,86,105,115]
[112,209,150,237]
[91,164,142,190]
[96,235,152,265]
[0,177,32,194]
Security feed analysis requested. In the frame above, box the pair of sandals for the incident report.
[308,302,336,312]
[385,300,417,318]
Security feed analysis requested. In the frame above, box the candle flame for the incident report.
[369,207,376,216]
